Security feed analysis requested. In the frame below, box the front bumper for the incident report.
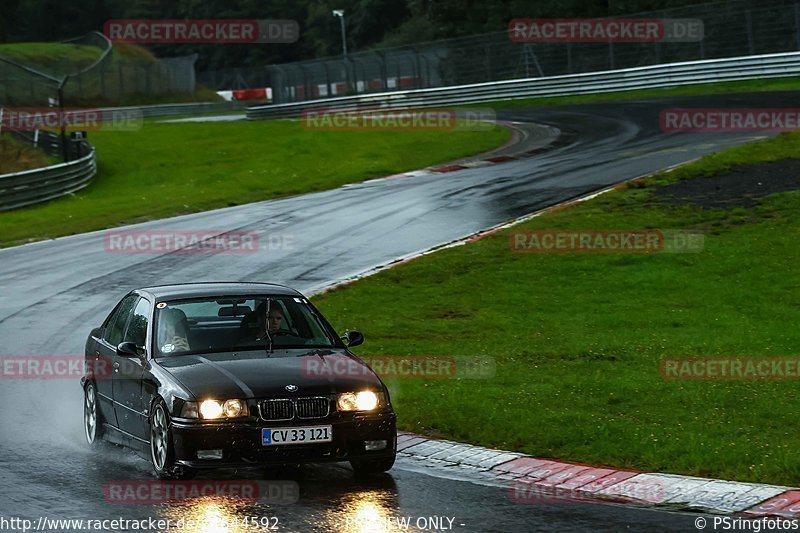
[171,411,396,468]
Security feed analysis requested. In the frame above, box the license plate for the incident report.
[261,425,332,446]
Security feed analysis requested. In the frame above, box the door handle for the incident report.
[113,361,120,372]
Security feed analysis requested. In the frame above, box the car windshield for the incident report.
[154,295,336,356]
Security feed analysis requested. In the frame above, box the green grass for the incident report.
[471,76,800,109]
[0,120,509,248]
[311,131,800,485]
[0,42,102,74]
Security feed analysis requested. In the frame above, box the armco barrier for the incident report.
[247,52,800,119]
[0,145,96,211]
[100,101,243,119]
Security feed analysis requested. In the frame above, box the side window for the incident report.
[103,294,138,346]
[124,298,151,348]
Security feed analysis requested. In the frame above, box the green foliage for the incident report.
[3,0,734,69]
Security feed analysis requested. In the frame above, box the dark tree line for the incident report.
[0,0,726,70]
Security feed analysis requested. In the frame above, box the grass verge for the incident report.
[0,134,58,174]
[0,42,102,73]
[0,120,509,248]
[312,131,800,485]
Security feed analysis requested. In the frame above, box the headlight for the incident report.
[200,399,223,419]
[337,391,380,412]
[186,399,248,419]
[223,399,245,418]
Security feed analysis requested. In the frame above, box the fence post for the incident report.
[746,10,755,54]
[414,47,423,89]
[608,41,615,69]
[344,58,352,94]
[377,51,388,91]
[324,61,332,97]
[99,60,106,97]
[566,43,573,74]
[145,63,151,94]
[118,62,125,100]
[58,80,68,162]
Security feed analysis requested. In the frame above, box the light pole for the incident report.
[332,10,347,58]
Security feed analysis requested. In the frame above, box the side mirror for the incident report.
[341,330,364,348]
[116,341,141,357]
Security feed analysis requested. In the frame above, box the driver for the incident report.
[258,302,285,339]
[238,301,286,344]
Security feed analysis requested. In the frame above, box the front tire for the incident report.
[83,382,103,445]
[350,455,395,476]
[150,401,195,479]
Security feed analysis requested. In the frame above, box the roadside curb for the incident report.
[397,432,797,516]
[362,121,575,183]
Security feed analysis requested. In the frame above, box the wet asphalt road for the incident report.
[0,92,788,532]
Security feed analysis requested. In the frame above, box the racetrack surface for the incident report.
[0,92,786,531]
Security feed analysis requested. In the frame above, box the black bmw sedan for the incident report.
[81,282,396,479]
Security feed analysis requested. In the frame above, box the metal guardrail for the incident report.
[0,144,96,211]
[100,101,243,119]
[247,52,800,119]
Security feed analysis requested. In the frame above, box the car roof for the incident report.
[138,282,303,301]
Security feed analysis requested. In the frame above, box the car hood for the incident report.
[156,349,382,399]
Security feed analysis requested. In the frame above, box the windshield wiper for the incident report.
[305,348,334,360]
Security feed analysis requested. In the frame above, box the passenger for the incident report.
[159,308,191,353]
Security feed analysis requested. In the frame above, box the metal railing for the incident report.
[0,143,96,211]
[97,101,243,119]
[247,51,800,119]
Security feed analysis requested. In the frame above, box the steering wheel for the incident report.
[267,329,296,337]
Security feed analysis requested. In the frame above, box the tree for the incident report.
[0,0,21,42]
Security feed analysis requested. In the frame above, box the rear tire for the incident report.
[350,455,395,476]
[150,401,195,479]
[83,382,103,445]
